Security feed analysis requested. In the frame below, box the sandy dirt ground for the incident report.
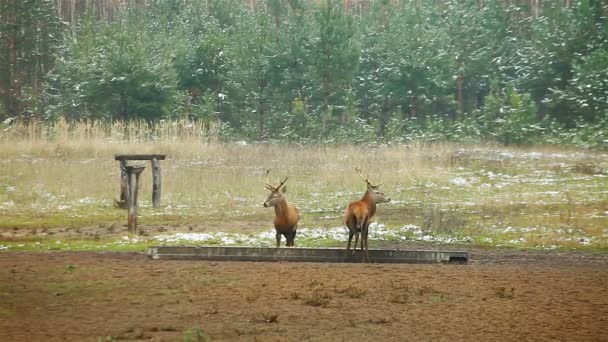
[1,249,607,342]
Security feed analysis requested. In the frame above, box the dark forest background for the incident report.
[0,0,606,146]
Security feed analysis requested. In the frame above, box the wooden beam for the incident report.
[126,166,145,234]
[119,159,128,206]
[151,158,161,208]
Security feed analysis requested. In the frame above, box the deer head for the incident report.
[355,167,390,203]
[263,170,289,207]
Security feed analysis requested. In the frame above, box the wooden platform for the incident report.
[148,246,469,264]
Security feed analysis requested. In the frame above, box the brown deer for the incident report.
[344,168,390,261]
[263,170,300,247]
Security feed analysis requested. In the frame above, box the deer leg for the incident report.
[276,232,281,247]
[362,224,370,263]
[347,229,354,251]
[359,217,367,252]
[360,231,364,251]
[291,230,297,247]
[353,231,360,255]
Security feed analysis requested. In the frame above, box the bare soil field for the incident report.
[1,250,607,342]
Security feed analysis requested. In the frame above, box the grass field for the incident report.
[1,119,607,252]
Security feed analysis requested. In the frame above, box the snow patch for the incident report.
[450,177,471,187]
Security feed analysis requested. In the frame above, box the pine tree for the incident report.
[311,0,359,138]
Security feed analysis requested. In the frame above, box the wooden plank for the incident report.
[151,159,161,208]
[126,166,145,233]
[119,159,128,206]
[114,154,166,161]
[148,246,469,264]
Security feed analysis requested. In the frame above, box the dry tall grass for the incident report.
[0,118,221,158]
[0,118,457,202]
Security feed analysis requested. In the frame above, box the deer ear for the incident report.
[281,186,287,193]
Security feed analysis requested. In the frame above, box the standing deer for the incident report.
[344,168,391,261]
[263,171,300,247]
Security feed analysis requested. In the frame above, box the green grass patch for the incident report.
[0,239,150,252]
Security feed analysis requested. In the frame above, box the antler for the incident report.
[277,177,288,189]
[355,167,382,188]
[355,167,369,184]
[265,169,275,190]
[264,169,288,191]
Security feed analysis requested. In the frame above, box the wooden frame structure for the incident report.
[115,154,166,208]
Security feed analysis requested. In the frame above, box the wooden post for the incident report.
[152,158,161,208]
[119,159,129,206]
[115,154,166,209]
[126,166,145,234]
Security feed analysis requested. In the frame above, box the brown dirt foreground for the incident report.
[1,250,607,342]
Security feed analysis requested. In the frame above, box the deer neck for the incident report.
[361,191,377,217]
[274,198,289,217]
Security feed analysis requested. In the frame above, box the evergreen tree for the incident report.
[311,0,359,138]
[0,0,61,119]
[1,0,605,146]
[47,9,175,120]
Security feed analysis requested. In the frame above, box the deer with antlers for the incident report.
[344,167,391,261]
[263,170,300,247]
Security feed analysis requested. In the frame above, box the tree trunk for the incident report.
[120,92,128,121]
[456,74,464,119]
[257,82,266,140]
[7,0,20,117]
[410,94,418,119]
[530,0,540,17]
[379,98,390,137]
[321,71,330,140]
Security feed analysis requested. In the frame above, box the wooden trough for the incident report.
[148,246,468,264]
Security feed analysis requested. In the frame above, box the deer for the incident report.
[344,167,391,261]
[263,170,300,247]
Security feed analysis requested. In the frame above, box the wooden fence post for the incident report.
[152,158,161,208]
[126,166,145,234]
[119,159,129,205]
